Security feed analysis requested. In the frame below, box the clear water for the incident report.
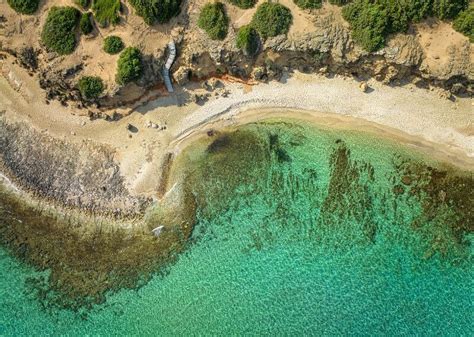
[0,119,472,335]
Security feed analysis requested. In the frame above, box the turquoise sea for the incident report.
[0,119,472,335]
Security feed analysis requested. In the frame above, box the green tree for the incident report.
[227,0,256,9]
[116,47,143,85]
[80,12,94,35]
[78,76,104,99]
[103,36,125,54]
[7,0,40,14]
[198,2,229,40]
[453,5,473,42]
[92,0,121,27]
[128,0,182,25]
[432,0,468,19]
[293,0,322,10]
[236,25,260,55]
[251,3,292,38]
[41,7,80,55]
[342,0,389,51]
[75,0,91,9]
[329,0,351,5]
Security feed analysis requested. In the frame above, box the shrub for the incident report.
[293,0,322,10]
[236,25,259,55]
[329,0,351,5]
[251,3,292,38]
[342,0,388,52]
[7,0,39,14]
[453,6,473,42]
[41,7,80,55]
[198,2,229,40]
[227,0,256,9]
[432,0,468,19]
[103,36,125,54]
[75,0,91,9]
[92,0,121,27]
[116,47,143,85]
[80,12,94,35]
[128,0,182,25]
[78,76,104,99]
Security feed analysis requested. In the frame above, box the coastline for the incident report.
[1,70,473,204]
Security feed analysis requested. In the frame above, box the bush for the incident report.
[329,0,351,5]
[251,3,292,38]
[236,25,259,55]
[7,0,40,14]
[116,47,143,85]
[198,2,229,40]
[293,0,322,10]
[128,0,182,25]
[227,0,256,9]
[80,12,94,35]
[75,0,91,9]
[342,0,388,52]
[453,6,474,42]
[432,0,468,19]
[78,76,104,99]
[92,0,121,27]
[103,36,125,54]
[41,7,80,55]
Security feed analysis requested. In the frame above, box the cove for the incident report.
[0,118,472,335]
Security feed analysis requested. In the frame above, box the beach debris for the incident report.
[151,225,165,237]
[359,81,369,93]
[126,123,138,133]
[145,120,160,129]
[193,93,210,104]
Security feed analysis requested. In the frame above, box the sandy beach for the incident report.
[1,65,473,202]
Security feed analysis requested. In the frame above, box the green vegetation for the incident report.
[251,2,292,38]
[41,7,80,55]
[293,0,322,10]
[75,0,91,9]
[342,0,388,52]
[453,5,474,41]
[432,0,469,19]
[103,35,125,54]
[198,2,229,40]
[80,12,94,35]
[236,25,259,55]
[92,0,121,27]
[329,0,351,5]
[7,0,40,15]
[342,0,469,52]
[128,0,182,25]
[116,47,143,85]
[227,0,256,9]
[78,76,104,99]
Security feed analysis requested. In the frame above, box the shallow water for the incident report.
[0,119,472,335]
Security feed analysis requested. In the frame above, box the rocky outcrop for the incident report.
[0,118,149,215]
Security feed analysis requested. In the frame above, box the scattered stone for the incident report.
[174,66,191,86]
[450,83,466,95]
[438,89,453,100]
[70,131,76,136]
[81,121,86,126]
[359,81,369,93]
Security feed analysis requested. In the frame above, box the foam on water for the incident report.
[0,119,472,335]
